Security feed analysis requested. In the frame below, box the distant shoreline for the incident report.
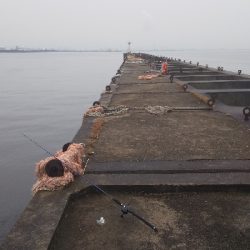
[0,49,123,53]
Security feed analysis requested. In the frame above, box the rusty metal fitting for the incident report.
[170,74,174,83]
[105,85,111,92]
[111,76,117,83]
[183,84,188,91]
[93,101,100,106]
[207,98,215,107]
[243,107,250,121]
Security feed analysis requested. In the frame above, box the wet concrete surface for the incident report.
[170,71,225,76]
[86,160,250,174]
[175,75,246,81]
[186,80,250,90]
[49,189,250,250]
[209,91,250,106]
[115,82,182,93]
[118,76,170,84]
[109,92,206,107]
[93,111,250,162]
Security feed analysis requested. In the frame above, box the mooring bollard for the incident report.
[183,84,188,92]
[105,85,111,92]
[112,76,117,83]
[207,98,215,107]
[243,107,250,121]
[170,74,174,83]
[93,101,100,106]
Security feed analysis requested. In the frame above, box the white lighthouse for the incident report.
[127,42,132,54]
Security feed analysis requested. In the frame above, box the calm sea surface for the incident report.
[0,50,250,242]
[0,52,123,242]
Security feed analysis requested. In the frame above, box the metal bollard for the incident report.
[93,101,100,106]
[105,85,111,92]
[111,76,117,84]
[207,98,215,107]
[170,74,174,83]
[183,84,188,92]
[243,107,250,121]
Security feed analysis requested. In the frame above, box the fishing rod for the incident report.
[23,134,158,232]
[92,184,158,232]
[23,133,59,159]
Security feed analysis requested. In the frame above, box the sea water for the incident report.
[0,49,250,243]
[0,52,123,242]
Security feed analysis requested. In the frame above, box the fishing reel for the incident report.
[120,204,129,217]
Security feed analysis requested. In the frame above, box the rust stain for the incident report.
[90,118,105,139]
[85,118,105,156]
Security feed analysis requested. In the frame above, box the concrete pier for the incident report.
[1,53,250,250]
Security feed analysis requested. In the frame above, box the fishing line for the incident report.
[23,133,58,159]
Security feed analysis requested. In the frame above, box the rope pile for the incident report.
[84,105,210,118]
[145,106,173,115]
[32,143,85,193]
[84,105,129,117]
[138,74,160,80]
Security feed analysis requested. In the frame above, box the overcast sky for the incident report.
[0,0,250,50]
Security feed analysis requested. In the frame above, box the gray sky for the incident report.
[0,0,250,50]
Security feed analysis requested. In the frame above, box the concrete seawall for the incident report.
[1,53,250,250]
